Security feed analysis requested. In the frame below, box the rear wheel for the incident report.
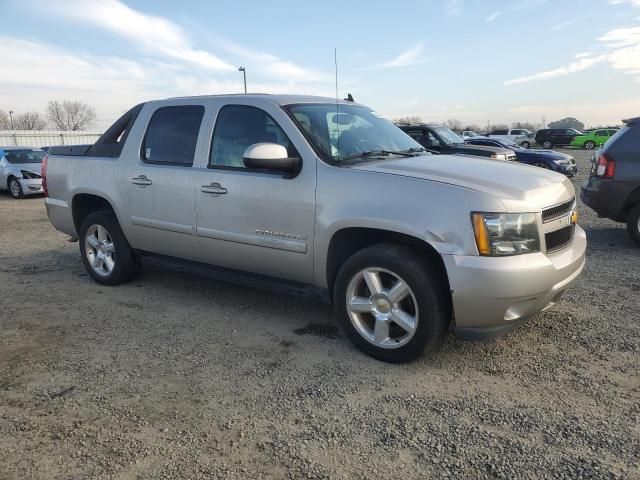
[8,177,23,199]
[334,244,450,363]
[627,204,640,247]
[542,140,553,149]
[79,211,141,285]
[585,141,595,150]
[520,141,531,149]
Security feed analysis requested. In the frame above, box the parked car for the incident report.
[44,95,586,362]
[465,137,577,176]
[570,128,618,150]
[459,130,480,139]
[396,124,517,161]
[535,128,582,149]
[0,146,45,198]
[581,117,640,246]
[487,129,536,148]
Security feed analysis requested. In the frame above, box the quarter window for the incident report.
[210,105,296,170]
[142,106,204,166]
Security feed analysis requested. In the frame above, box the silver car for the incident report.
[0,147,45,198]
[44,95,586,362]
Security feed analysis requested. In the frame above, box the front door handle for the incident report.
[130,175,152,186]
[201,183,227,195]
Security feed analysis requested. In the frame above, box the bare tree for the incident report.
[489,123,510,132]
[511,121,539,131]
[47,100,97,131]
[13,112,47,130]
[462,124,482,133]
[445,119,463,131]
[394,116,424,125]
[0,110,10,129]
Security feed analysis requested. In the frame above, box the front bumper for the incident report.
[18,178,43,196]
[442,225,586,340]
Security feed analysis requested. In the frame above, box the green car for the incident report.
[570,128,618,150]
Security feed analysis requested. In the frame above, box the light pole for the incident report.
[238,66,247,94]
[8,111,14,130]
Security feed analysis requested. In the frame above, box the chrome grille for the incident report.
[545,225,575,253]
[542,198,575,222]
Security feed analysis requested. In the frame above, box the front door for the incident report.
[195,104,316,283]
[126,104,206,260]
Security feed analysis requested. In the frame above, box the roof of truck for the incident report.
[164,93,359,106]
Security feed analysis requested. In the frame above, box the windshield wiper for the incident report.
[339,149,418,162]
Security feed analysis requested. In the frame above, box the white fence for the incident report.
[0,130,103,148]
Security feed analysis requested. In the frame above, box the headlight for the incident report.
[471,212,540,256]
[553,159,570,165]
[20,170,41,179]
[491,154,507,161]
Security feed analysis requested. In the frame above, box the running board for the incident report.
[136,251,330,302]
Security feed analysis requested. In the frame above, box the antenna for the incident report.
[334,48,340,158]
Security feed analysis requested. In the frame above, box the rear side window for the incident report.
[142,106,204,166]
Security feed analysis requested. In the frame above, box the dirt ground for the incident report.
[0,149,638,479]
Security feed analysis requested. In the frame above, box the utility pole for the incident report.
[9,110,14,130]
[238,66,247,94]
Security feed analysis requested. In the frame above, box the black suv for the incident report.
[397,124,516,161]
[535,128,582,149]
[581,116,640,246]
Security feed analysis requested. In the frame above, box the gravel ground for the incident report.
[0,149,639,479]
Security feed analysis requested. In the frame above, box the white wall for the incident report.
[0,130,102,148]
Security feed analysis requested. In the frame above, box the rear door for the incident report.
[194,101,316,283]
[125,102,207,260]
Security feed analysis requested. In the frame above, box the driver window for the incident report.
[210,105,295,169]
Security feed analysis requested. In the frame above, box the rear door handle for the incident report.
[130,175,152,186]
[201,183,227,195]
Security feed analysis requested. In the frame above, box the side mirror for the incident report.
[243,143,300,172]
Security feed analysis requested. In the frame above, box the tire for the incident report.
[585,141,595,150]
[542,140,553,149]
[334,243,450,363]
[8,177,23,199]
[79,210,141,286]
[521,141,531,149]
[627,204,640,247]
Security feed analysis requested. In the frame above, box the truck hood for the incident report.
[349,154,573,209]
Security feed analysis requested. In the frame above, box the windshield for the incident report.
[285,103,422,163]
[433,127,464,145]
[4,149,45,164]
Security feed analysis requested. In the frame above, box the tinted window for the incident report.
[210,105,295,169]
[142,106,204,166]
[492,130,508,135]
[4,149,45,164]
[511,129,524,135]
[595,130,607,136]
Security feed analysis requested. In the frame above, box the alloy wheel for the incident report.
[85,224,116,277]
[9,179,21,198]
[345,267,419,349]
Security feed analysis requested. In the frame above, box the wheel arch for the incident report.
[71,193,119,234]
[325,227,451,305]
[623,186,640,216]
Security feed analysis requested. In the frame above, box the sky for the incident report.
[1,0,639,129]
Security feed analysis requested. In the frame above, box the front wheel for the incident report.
[627,204,640,247]
[520,141,531,149]
[79,211,141,285]
[8,177,23,199]
[542,140,553,149]
[585,141,595,150]
[334,244,450,363]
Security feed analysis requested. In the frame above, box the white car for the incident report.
[0,147,46,198]
[459,130,480,139]
[487,129,536,148]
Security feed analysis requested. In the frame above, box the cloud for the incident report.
[445,0,464,15]
[609,0,640,6]
[40,0,234,72]
[485,11,501,22]
[360,45,431,70]
[504,55,608,86]
[600,24,640,79]
[549,15,590,31]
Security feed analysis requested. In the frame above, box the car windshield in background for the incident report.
[4,149,46,164]
[433,127,464,145]
[285,103,423,163]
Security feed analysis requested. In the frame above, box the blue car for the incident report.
[465,137,577,176]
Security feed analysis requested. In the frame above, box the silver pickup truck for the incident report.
[44,94,586,362]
